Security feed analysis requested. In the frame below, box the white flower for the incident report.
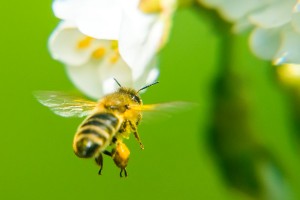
[198,0,300,65]
[48,21,159,99]
[52,0,175,80]
[200,0,271,32]
[52,0,122,40]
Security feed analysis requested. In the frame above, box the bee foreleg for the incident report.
[129,121,144,150]
[95,153,104,175]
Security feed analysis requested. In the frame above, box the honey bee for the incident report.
[35,79,181,177]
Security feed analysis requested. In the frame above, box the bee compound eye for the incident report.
[131,95,141,104]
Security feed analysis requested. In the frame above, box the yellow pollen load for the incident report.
[92,47,106,59]
[117,142,130,160]
[77,36,93,49]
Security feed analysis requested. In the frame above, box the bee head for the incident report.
[113,78,159,103]
[112,78,159,109]
[117,87,142,104]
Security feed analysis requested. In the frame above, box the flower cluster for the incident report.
[50,0,300,97]
[49,0,176,99]
[199,0,300,65]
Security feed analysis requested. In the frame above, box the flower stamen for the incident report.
[139,0,162,13]
[77,36,93,49]
[111,40,118,50]
[92,47,106,59]
[109,53,120,64]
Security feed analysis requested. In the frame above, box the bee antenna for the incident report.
[113,78,122,87]
[137,81,159,93]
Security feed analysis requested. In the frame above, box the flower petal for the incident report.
[134,58,159,91]
[48,21,92,66]
[65,62,103,99]
[52,0,82,20]
[49,21,111,66]
[292,1,300,32]
[232,17,252,33]
[64,46,135,99]
[98,58,133,94]
[119,1,164,80]
[145,66,159,85]
[274,28,300,65]
[200,0,223,8]
[201,0,266,22]
[76,0,122,40]
[249,28,281,60]
[222,0,266,21]
[53,0,122,40]
[249,1,294,28]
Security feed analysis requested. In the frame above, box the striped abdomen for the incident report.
[73,112,121,158]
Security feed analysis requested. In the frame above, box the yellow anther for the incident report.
[111,40,118,50]
[139,0,162,13]
[109,53,119,64]
[77,36,93,49]
[114,47,119,54]
[139,0,191,13]
[92,47,106,59]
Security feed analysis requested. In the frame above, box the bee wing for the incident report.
[131,101,196,122]
[34,91,98,118]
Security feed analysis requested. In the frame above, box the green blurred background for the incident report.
[2,1,300,200]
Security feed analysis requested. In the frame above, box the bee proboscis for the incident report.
[35,79,188,177]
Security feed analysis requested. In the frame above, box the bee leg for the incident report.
[95,153,104,175]
[118,120,127,133]
[124,168,128,177]
[103,150,112,157]
[129,121,144,150]
[120,168,128,178]
[134,131,144,150]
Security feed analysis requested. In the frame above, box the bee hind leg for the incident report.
[103,150,112,157]
[120,168,128,178]
[95,153,104,175]
[95,151,114,175]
